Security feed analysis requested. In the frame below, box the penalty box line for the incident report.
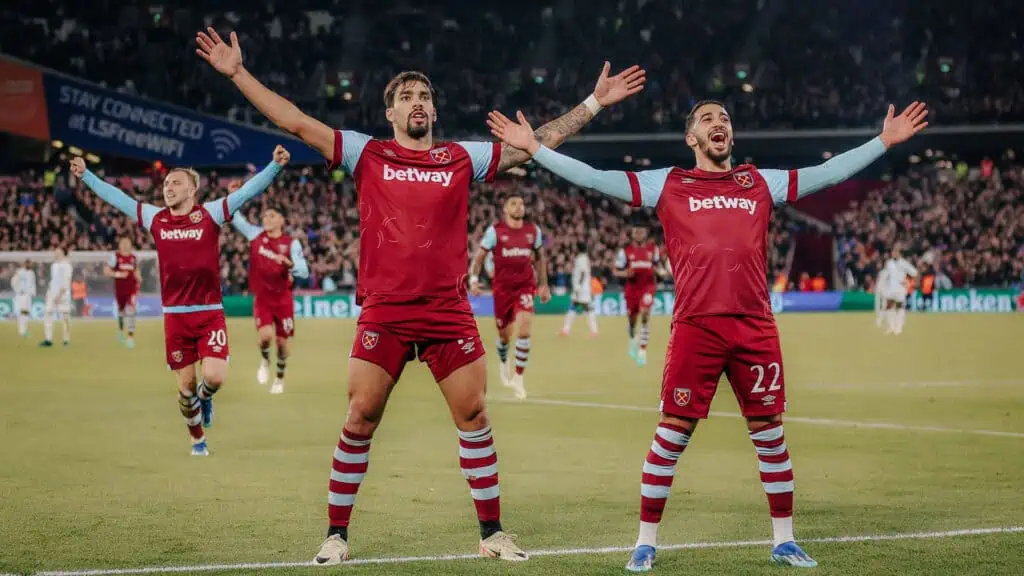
[28,526,1024,576]
[508,397,1024,439]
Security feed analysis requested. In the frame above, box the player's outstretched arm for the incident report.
[209,145,290,225]
[764,102,929,204]
[196,28,334,160]
[492,62,646,172]
[71,157,159,228]
[230,211,263,242]
[490,111,642,202]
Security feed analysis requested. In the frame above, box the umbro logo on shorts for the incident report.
[457,338,476,355]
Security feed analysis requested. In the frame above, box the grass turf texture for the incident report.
[1,313,1022,575]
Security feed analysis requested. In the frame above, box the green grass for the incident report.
[1,313,1022,575]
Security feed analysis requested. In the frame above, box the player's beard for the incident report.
[699,135,732,164]
[406,113,430,139]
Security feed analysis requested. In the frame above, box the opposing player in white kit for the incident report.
[11,260,36,338]
[876,248,917,335]
[560,242,599,336]
[40,247,73,347]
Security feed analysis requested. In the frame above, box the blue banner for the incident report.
[42,72,322,166]
[86,295,164,318]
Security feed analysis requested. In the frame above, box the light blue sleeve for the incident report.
[230,212,263,241]
[289,239,309,279]
[205,161,283,226]
[532,146,671,208]
[615,249,627,269]
[81,170,159,229]
[457,141,499,182]
[533,225,543,249]
[107,254,117,268]
[480,225,497,250]
[337,130,372,173]
[762,137,887,205]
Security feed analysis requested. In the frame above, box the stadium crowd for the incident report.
[834,156,1024,291]
[3,155,1021,296]
[3,0,1023,135]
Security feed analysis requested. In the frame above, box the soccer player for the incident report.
[70,146,290,456]
[615,221,662,365]
[104,237,142,348]
[488,100,928,570]
[469,195,550,399]
[196,27,644,563]
[40,247,72,347]
[560,242,599,337]
[231,203,309,394]
[876,248,918,335]
[11,260,36,338]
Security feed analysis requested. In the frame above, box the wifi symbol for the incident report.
[210,128,242,160]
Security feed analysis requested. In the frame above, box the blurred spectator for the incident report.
[2,0,1022,136]
[834,158,1024,290]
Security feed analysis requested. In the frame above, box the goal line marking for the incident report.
[28,526,1024,575]
[509,397,1024,439]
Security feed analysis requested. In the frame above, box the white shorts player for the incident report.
[562,251,598,336]
[876,254,917,335]
[41,251,73,346]
[879,256,916,304]
[11,263,36,337]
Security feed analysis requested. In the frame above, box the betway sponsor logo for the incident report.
[631,261,654,269]
[501,247,533,258]
[159,228,204,241]
[258,245,280,260]
[383,164,453,187]
[689,195,758,215]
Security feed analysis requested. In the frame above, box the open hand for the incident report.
[273,145,291,166]
[487,111,540,155]
[196,27,243,78]
[470,278,483,297]
[69,157,86,178]
[879,102,929,149]
[592,62,646,107]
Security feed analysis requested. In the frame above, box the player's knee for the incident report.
[176,372,198,395]
[745,414,782,433]
[458,403,488,430]
[660,413,698,435]
[276,338,288,354]
[202,363,228,389]
[517,314,533,336]
[346,397,385,433]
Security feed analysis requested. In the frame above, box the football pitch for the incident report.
[1,313,1022,575]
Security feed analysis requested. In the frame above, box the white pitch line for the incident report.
[27,526,1024,576]
[508,397,1024,439]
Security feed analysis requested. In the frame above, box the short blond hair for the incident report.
[168,167,201,190]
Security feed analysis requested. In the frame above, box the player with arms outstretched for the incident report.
[560,242,599,336]
[196,26,644,563]
[40,247,73,348]
[231,201,309,394]
[11,260,36,338]
[615,221,663,365]
[71,146,290,456]
[875,247,917,335]
[489,100,928,570]
[105,237,143,348]
[470,195,550,399]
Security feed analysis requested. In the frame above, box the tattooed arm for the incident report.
[492,62,646,173]
[496,104,593,172]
